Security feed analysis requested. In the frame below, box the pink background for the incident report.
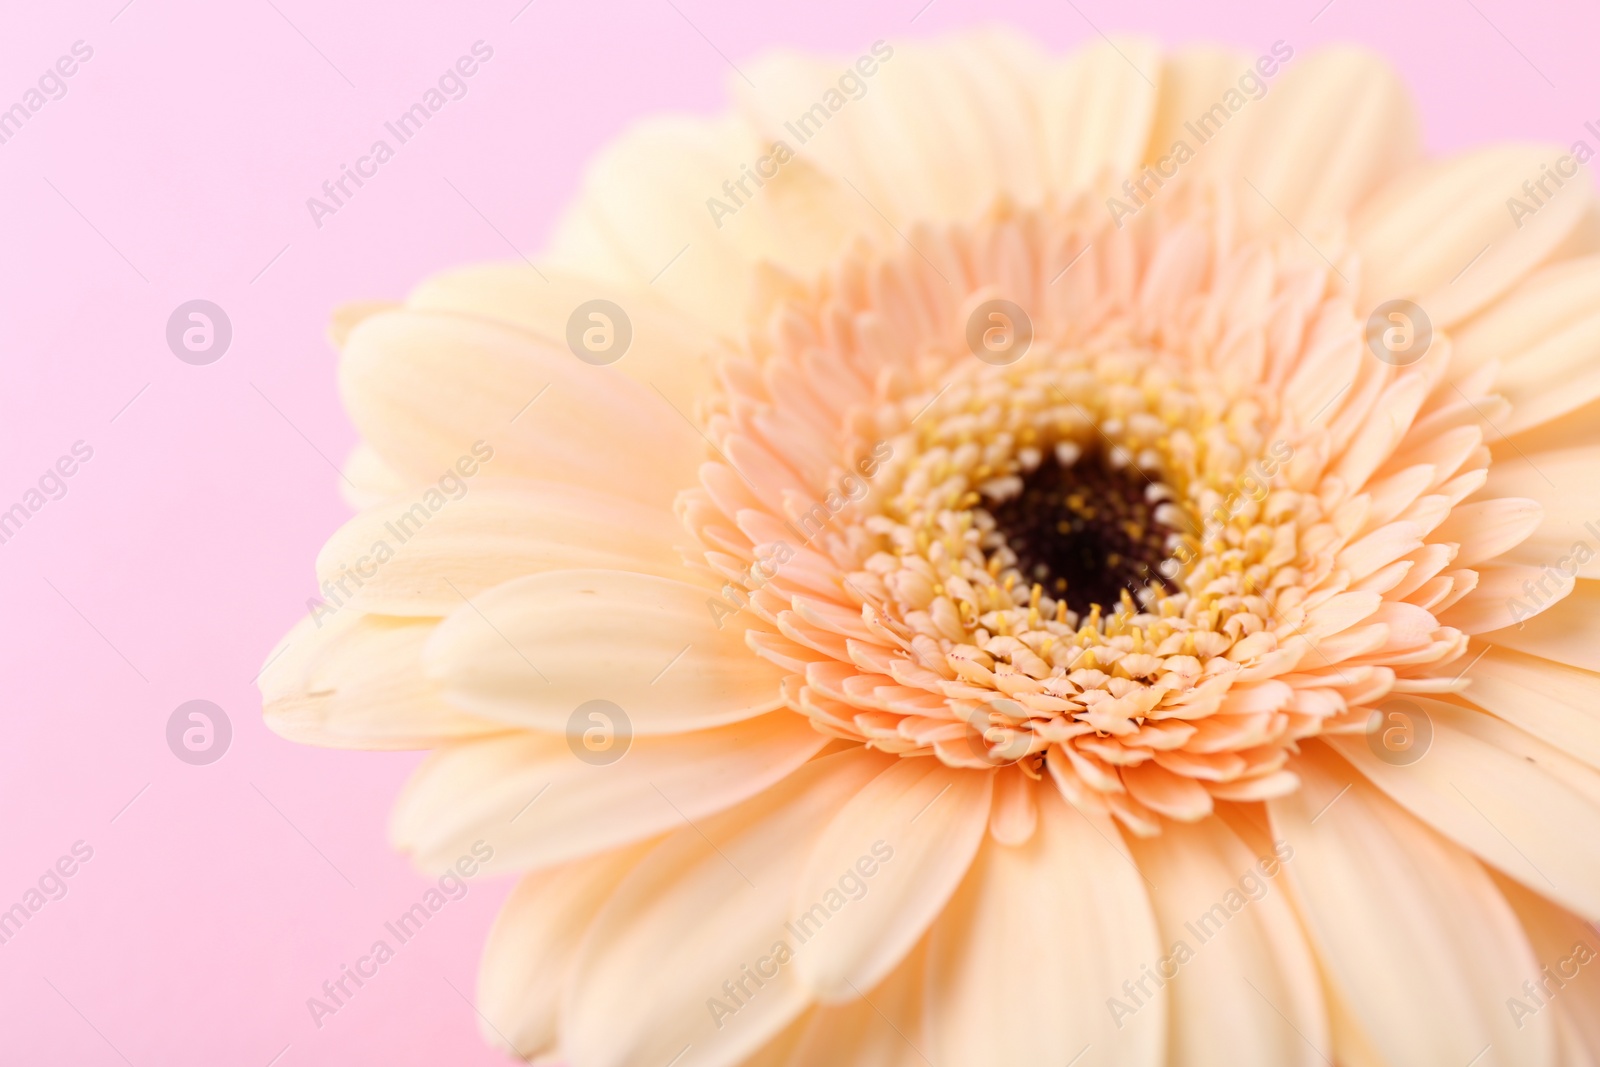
[1,0,1594,1062]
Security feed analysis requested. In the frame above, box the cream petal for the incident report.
[1126,816,1329,1067]
[563,748,893,1067]
[1441,563,1575,635]
[925,787,1165,1067]
[544,113,875,336]
[986,764,1038,845]
[1492,874,1600,1064]
[751,946,929,1067]
[1123,760,1214,821]
[1353,146,1594,326]
[423,569,787,734]
[389,711,827,874]
[1452,256,1600,433]
[341,441,407,508]
[1144,48,1253,179]
[1326,698,1600,920]
[406,264,718,411]
[316,482,690,616]
[1465,646,1600,771]
[1478,445,1600,579]
[1234,47,1420,233]
[737,33,1053,228]
[1044,37,1160,194]
[476,843,653,1060]
[259,611,498,749]
[1480,577,1600,670]
[339,309,701,508]
[1430,498,1543,568]
[792,760,993,1001]
[1268,743,1554,1067]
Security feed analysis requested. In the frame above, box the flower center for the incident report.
[984,445,1179,618]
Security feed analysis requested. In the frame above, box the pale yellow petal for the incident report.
[476,844,653,1060]
[1326,699,1600,919]
[339,309,701,508]
[259,611,497,749]
[564,748,893,1067]
[315,482,690,616]
[424,569,787,734]
[792,759,993,1000]
[1127,816,1328,1067]
[1353,146,1594,326]
[925,787,1165,1067]
[1466,646,1600,770]
[389,711,827,874]
[1269,744,1554,1067]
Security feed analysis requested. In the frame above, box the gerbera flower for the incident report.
[262,29,1600,1066]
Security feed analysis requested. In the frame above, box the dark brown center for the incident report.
[986,448,1179,617]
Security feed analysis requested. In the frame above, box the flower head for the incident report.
[264,30,1600,1067]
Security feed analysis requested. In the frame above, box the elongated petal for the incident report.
[317,482,691,616]
[793,759,993,1000]
[424,569,788,735]
[390,711,827,874]
[1127,816,1329,1067]
[260,611,498,749]
[564,748,893,1067]
[1326,699,1600,920]
[476,844,653,1060]
[925,786,1165,1067]
[1353,146,1593,326]
[340,309,701,507]
[1466,647,1600,771]
[1269,743,1554,1067]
